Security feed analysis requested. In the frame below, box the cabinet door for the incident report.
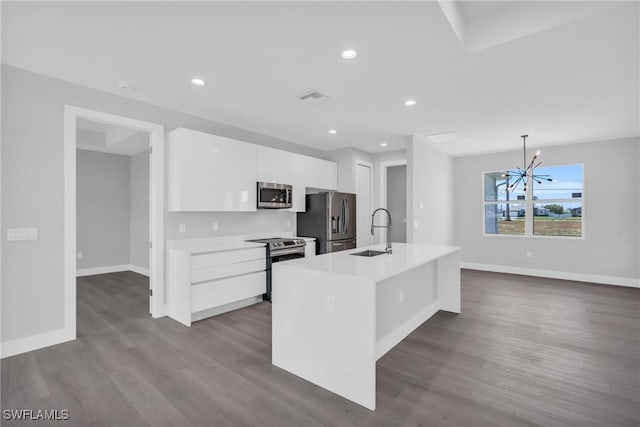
[298,156,338,191]
[169,128,256,212]
[257,146,290,184]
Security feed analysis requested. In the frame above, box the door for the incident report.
[355,162,372,248]
[387,165,407,243]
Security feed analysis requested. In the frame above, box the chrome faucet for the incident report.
[371,208,392,254]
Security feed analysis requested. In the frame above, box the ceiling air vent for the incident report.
[426,131,459,143]
[297,90,331,103]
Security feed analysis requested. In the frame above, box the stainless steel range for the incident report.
[245,237,306,301]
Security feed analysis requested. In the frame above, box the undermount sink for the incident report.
[351,250,388,257]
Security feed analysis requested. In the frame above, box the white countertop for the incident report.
[274,242,459,282]
[168,239,266,254]
[166,234,315,254]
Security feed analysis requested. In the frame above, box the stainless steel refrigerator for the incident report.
[297,192,356,254]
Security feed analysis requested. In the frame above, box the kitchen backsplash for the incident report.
[167,211,295,240]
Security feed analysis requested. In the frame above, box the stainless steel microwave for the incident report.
[257,182,292,209]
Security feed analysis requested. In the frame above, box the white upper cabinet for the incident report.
[256,146,296,185]
[168,128,257,212]
[300,155,338,191]
[257,146,337,212]
[168,127,337,212]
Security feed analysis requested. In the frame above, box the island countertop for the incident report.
[272,241,461,411]
[274,242,459,282]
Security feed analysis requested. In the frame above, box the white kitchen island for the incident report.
[272,243,460,411]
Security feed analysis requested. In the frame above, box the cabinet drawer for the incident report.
[191,271,266,313]
[191,259,265,283]
[191,247,265,269]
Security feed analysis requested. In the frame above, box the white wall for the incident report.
[326,147,374,194]
[0,65,328,346]
[76,150,131,269]
[454,137,640,284]
[408,136,455,245]
[130,147,150,270]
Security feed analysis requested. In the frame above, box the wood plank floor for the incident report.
[2,270,639,426]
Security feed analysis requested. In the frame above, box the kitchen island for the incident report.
[272,243,460,410]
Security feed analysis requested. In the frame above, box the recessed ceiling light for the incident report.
[404,99,417,107]
[380,142,388,147]
[427,131,459,143]
[328,129,337,134]
[341,49,358,59]
[191,78,205,87]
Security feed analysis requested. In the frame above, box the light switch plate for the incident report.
[7,227,39,241]
[178,224,186,233]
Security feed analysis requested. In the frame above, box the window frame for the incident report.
[482,163,585,240]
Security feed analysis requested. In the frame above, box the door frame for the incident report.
[379,159,408,241]
[355,159,374,247]
[64,105,166,341]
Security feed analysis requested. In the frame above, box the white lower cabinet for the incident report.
[168,244,267,326]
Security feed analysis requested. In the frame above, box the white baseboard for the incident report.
[191,296,262,323]
[375,302,439,360]
[76,264,130,277]
[77,264,149,277]
[1,327,75,359]
[128,264,150,277]
[152,304,169,318]
[461,262,640,288]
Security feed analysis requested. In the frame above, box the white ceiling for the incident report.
[2,1,638,156]
[77,118,149,156]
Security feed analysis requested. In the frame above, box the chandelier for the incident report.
[502,135,553,193]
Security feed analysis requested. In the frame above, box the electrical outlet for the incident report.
[178,224,186,233]
[399,290,404,303]
[77,251,83,259]
[418,201,424,209]
[286,220,292,228]
[212,222,219,232]
[7,227,38,241]
[526,251,533,258]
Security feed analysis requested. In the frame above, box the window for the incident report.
[483,164,583,237]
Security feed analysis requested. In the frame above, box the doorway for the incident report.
[64,106,165,342]
[355,160,373,248]
[380,160,408,243]
[76,121,152,317]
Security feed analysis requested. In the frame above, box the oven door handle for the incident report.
[271,247,306,257]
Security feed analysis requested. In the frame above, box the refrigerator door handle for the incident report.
[344,197,349,234]
[342,198,348,234]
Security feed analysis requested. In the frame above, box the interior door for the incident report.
[387,165,407,243]
[355,162,372,248]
